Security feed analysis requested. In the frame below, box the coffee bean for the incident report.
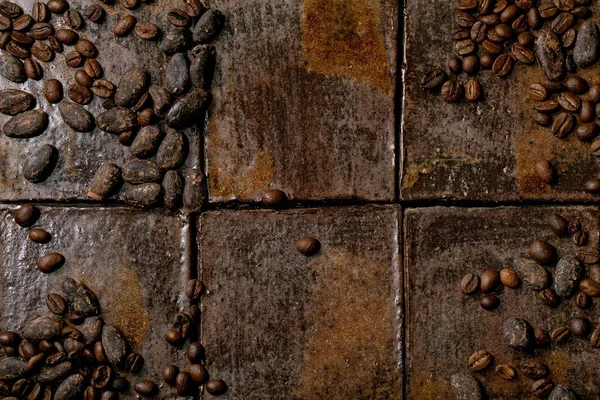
[572,231,588,246]
[570,220,582,235]
[23,58,42,80]
[0,357,27,381]
[135,21,158,40]
[464,79,481,101]
[0,332,19,348]
[90,79,115,99]
[83,386,98,400]
[162,170,183,209]
[579,277,600,297]
[568,317,590,337]
[97,107,138,134]
[164,329,184,346]
[55,28,78,45]
[123,183,163,208]
[84,4,103,23]
[549,385,579,400]
[528,84,548,101]
[185,364,208,385]
[451,27,469,40]
[0,89,35,116]
[460,273,480,294]
[75,70,92,88]
[440,80,463,103]
[183,0,204,16]
[528,240,556,265]
[58,101,94,132]
[532,378,554,397]
[586,83,600,102]
[101,325,128,368]
[518,31,534,46]
[296,237,320,256]
[504,317,534,350]
[0,1,21,18]
[535,159,555,184]
[0,32,10,49]
[13,14,33,31]
[23,144,58,183]
[447,57,461,74]
[573,292,592,309]
[186,280,204,301]
[182,171,207,212]
[590,327,600,347]
[585,177,600,193]
[115,68,149,107]
[31,41,53,62]
[532,112,551,126]
[536,31,565,81]
[576,246,600,264]
[163,365,178,385]
[123,353,143,374]
[573,21,599,68]
[470,21,487,43]
[558,91,581,112]
[455,39,476,56]
[551,326,571,343]
[491,53,513,77]
[114,15,136,36]
[480,294,500,310]
[495,364,516,380]
[261,188,287,207]
[27,227,50,244]
[36,253,64,273]
[168,8,189,27]
[0,54,26,83]
[579,100,595,123]
[520,361,549,381]
[90,365,112,389]
[131,125,164,158]
[499,268,520,288]
[0,14,10,31]
[121,0,140,9]
[552,112,575,138]
[67,83,92,105]
[478,269,498,292]
[32,2,48,22]
[7,40,31,59]
[450,374,482,400]
[75,39,96,58]
[551,12,575,35]
[166,88,211,128]
[193,9,225,43]
[175,371,191,395]
[133,380,157,396]
[4,109,49,139]
[65,51,83,67]
[546,213,568,236]
[55,374,85,400]
[534,99,560,112]
[47,0,69,14]
[534,327,550,347]
[149,86,172,117]
[82,59,102,79]
[63,10,83,29]
[206,379,227,395]
[45,351,66,366]
[12,204,39,227]
[19,341,38,359]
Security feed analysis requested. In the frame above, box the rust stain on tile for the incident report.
[296,248,399,399]
[402,162,436,190]
[95,265,149,351]
[301,0,392,94]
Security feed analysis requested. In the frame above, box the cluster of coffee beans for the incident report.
[158,278,227,396]
[10,204,66,274]
[421,0,596,104]
[0,277,155,399]
[454,211,600,399]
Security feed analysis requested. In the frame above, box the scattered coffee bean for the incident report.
[569,317,590,336]
[590,327,600,347]
[188,363,209,384]
[162,365,178,385]
[125,353,143,373]
[500,268,520,288]
[186,280,204,301]
[573,291,592,309]
[535,160,555,184]
[534,327,551,347]
[75,70,93,87]
[206,379,227,395]
[114,15,136,36]
[480,294,500,310]
[521,361,549,379]
[36,252,64,273]
[447,57,461,74]
[440,80,463,102]
[84,4,104,23]
[163,329,184,346]
[528,240,556,265]
[23,58,42,80]
[464,79,481,101]
[579,277,600,297]
[135,21,158,40]
[551,326,571,343]
[546,213,568,236]
[67,83,93,105]
[32,2,48,22]
[12,204,39,227]
[576,245,600,264]
[175,371,191,395]
[479,269,499,292]
[75,39,97,58]
[532,378,554,397]
[495,364,516,380]
[28,228,51,243]
[167,9,190,27]
[296,237,320,256]
[538,288,560,308]
[134,380,158,396]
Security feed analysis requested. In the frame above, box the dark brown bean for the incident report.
[12,204,39,227]
[539,288,560,307]
[23,58,42,80]
[75,39,97,58]
[37,253,65,273]
[167,9,189,27]
[186,342,204,363]
[552,112,575,138]
[135,21,158,40]
[579,277,600,297]
[162,365,178,385]
[500,269,520,288]
[535,159,555,184]
[63,10,83,29]
[492,53,513,76]
[65,51,83,68]
[205,379,227,395]
[551,326,571,343]
[46,293,66,315]
[440,80,463,102]
[480,294,500,310]
[134,380,158,396]
[47,0,69,14]
[113,15,136,37]
[67,83,93,105]
[83,59,102,78]
[175,372,191,395]
[84,4,103,23]
[32,2,48,22]
[262,188,288,207]
[569,317,590,336]
[183,0,204,17]
[532,378,554,397]
[528,84,547,101]
[188,364,208,384]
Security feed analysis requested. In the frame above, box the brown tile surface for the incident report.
[205,0,398,203]
[405,206,600,399]
[199,205,402,399]
[402,2,600,201]
[0,0,202,202]
[0,205,193,398]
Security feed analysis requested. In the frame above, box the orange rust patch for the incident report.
[295,249,399,398]
[93,266,149,351]
[301,0,392,94]
[409,373,452,399]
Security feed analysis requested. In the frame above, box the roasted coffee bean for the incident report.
[175,371,191,395]
[183,342,204,365]
[75,70,92,88]
[63,10,83,29]
[535,159,555,184]
[91,342,105,364]
[421,69,445,90]
[261,188,287,207]
[26,353,45,373]
[571,5,590,17]
[23,58,42,80]
[0,13,10,31]
[534,99,560,112]
[480,294,500,310]
[90,365,112,389]
[149,86,172,117]
[12,378,33,397]
[536,31,565,81]
[569,317,590,336]
[0,31,10,48]
[19,341,38,359]
[186,364,208,384]
[135,21,158,40]
[579,100,595,123]
[579,277,600,297]
[586,83,600,102]
[64,51,83,68]
[83,386,98,400]
[133,380,157,396]
[495,23,512,40]
[32,2,48,22]
[439,80,462,103]
[558,91,581,112]
[529,240,556,265]
[528,84,548,101]
[479,269,499,292]
[451,26,470,40]
[90,79,115,99]
[123,183,163,208]
[83,59,102,79]
[4,109,49,139]
[492,53,513,77]
[168,8,189,27]
[28,227,51,244]
[136,108,153,127]
[29,22,53,40]
[206,379,227,395]
[115,68,149,107]
[193,9,225,43]
[46,293,67,315]
[0,1,21,18]
[551,12,575,35]
[455,39,476,55]
[36,253,64,273]
[47,0,68,14]
[562,29,577,49]
[118,131,136,146]
[464,79,481,101]
[460,273,479,294]
[504,317,534,349]
[499,268,520,288]
[590,327,600,347]
[546,213,568,236]
[573,291,592,309]
[13,14,33,31]
[585,178,600,193]
[458,0,478,9]
[30,41,53,62]
[539,287,560,308]
[186,280,204,301]
[532,379,554,397]
[296,236,320,256]
[23,144,57,183]
[55,29,78,45]
[131,125,164,158]
[450,374,482,400]
[58,101,94,133]
[183,0,204,16]
[576,245,600,264]
[552,112,575,138]
[470,21,487,43]
[164,329,184,346]
[447,57,461,74]
[551,326,571,343]
[67,83,92,105]
[97,107,138,134]
[572,230,588,246]
[532,112,551,126]
[7,40,31,59]
[0,54,26,83]
[84,4,103,23]
[511,43,534,64]
[534,327,551,347]
[0,89,35,116]
[500,4,519,22]
[75,39,97,58]
[162,170,183,209]
[518,32,535,47]
[46,350,66,365]
[120,0,140,9]
[163,365,178,385]
[574,22,599,68]
[495,364,516,380]
[101,325,128,367]
[132,92,151,112]
[102,98,116,110]
[124,353,143,373]
[11,204,39,227]
[521,361,549,381]
[114,15,136,36]
[555,0,575,11]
